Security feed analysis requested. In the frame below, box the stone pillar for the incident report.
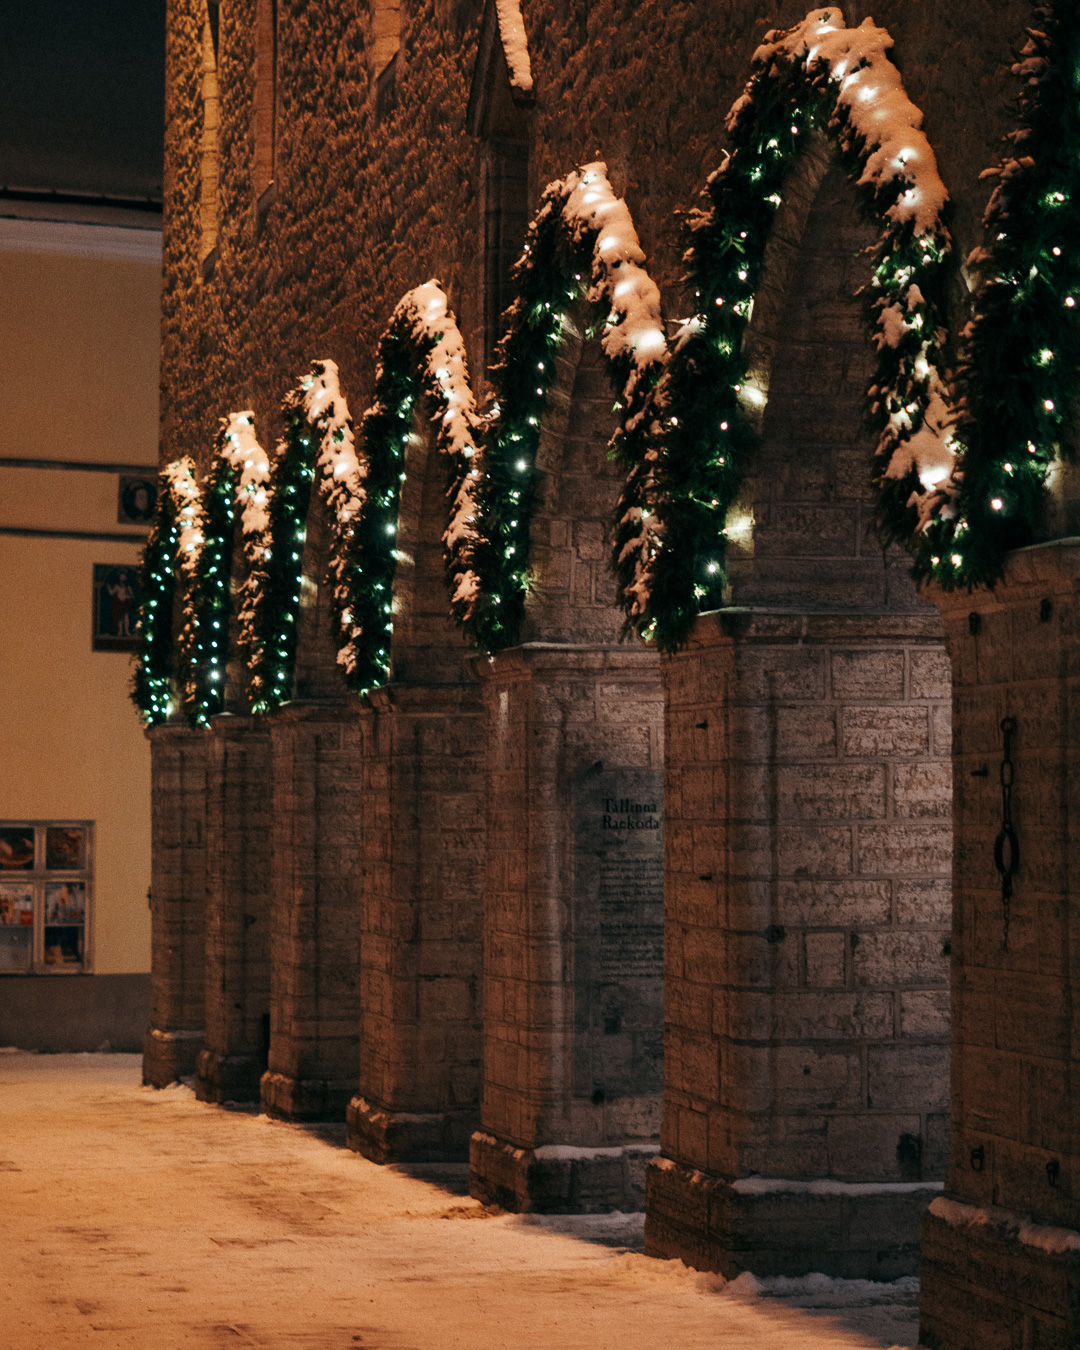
[469,645,665,1212]
[346,682,485,1162]
[195,715,272,1104]
[143,722,208,1087]
[261,701,362,1121]
[920,542,1080,1350]
[647,610,952,1277]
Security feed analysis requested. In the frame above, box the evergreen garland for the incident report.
[614,9,953,651]
[460,162,667,652]
[334,283,482,692]
[245,389,317,713]
[177,430,239,725]
[131,458,199,725]
[919,1,1080,587]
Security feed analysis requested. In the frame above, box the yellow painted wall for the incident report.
[0,235,161,975]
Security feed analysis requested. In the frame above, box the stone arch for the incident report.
[458,161,666,652]
[616,7,954,651]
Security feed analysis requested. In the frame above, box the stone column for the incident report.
[920,541,1080,1350]
[647,610,952,1277]
[195,715,272,1104]
[143,722,208,1087]
[346,682,485,1162]
[469,644,665,1212]
[261,701,362,1121]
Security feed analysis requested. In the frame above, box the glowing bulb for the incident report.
[991,498,1003,511]
[951,554,963,566]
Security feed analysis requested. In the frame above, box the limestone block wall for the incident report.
[921,544,1080,1350]
[196,715,272,1103]
[472,645,665,1213]
[349,684,485,1161]
[649,613,952,1276]
[262,703,363,1120]
[143,723,208,1087]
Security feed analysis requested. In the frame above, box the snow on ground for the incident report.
[0,1053,920,1349]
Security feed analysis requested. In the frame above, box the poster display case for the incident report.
[0,822,93,973]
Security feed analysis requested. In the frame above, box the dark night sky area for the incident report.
[0,0,166,200]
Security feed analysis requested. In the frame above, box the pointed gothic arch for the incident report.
[614,8,954,652]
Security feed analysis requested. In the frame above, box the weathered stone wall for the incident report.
[920,545,1080,1350]
[143,724,208,1087]
[262,704,363,1120]
[470,334,665,1212]
[161,0,1030,486]
[196,715,272,1103]
[646,154,953,1274]
[347,423,485,1162]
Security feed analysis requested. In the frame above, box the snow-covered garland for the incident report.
[918,1,1080,587]
[462,161,667,652]
[131,458,200,725]
[332,282,482,692]
[179,414,271,725]
[614,8,954,651]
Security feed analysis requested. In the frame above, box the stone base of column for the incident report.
[645,1156,937,1279]
[142,1027,203,1088]
[469,1130,657,1213]
[194,1048,263,1104]
[259,1070,355,1122]
[919,1202,1080,1350]
[345,1096,477,1164]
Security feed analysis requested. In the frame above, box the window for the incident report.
[372,1,401,73]
[200,0,221,271]
[0,822,93,974]
[253,0,278,209]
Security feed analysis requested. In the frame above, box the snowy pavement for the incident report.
[0,1053,920,1349]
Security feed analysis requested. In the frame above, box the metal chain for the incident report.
[993,716,1018,949]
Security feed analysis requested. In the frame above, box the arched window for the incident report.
[199,0,221,273]
[372,1,400,74]
[253,0,277,212]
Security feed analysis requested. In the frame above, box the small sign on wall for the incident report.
[117,474,157,526]
[92,564,141,652]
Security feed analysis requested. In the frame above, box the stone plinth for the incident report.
[346,681,485,1163]
[920,541,1080,1350]
[143,722,208,1088]
[195,715,272,1104]
[649,609,951,1277]
[469,644,665,1212]
[261,701,362,1121]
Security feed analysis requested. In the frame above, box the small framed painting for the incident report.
[118,474,158,526]
[93,564,142,652]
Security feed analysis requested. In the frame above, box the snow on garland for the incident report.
[131,457,200,725]
[918,1,1080,588]
[494,0,533,95]
[243,360,365,712]
[461,160,667,653]
[333,281,482,692]
[613,8,954,651]
[179,413,271,725]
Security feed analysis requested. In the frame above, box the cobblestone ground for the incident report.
[0,1054,919,1349]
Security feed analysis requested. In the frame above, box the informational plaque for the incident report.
[572,766,664,1103]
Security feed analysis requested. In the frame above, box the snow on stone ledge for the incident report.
[495,0,533,95]
[930,1195,1080,1255]
[733,1177,944,1196]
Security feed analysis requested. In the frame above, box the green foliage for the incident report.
[131,464,190,725]
[178,443,237,725]
[920,2,1080,587]
[616,20,951,651]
